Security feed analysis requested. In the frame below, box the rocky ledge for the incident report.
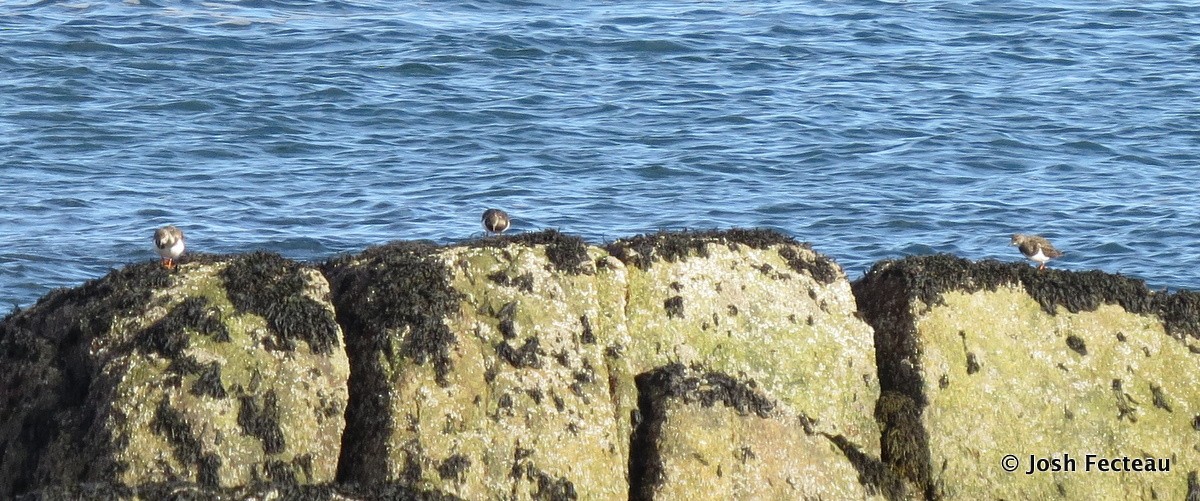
[0,230,1197,500]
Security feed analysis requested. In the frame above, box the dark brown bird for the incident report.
[482,209,510,235]
[1011,233,1063,270]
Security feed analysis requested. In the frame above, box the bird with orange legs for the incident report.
[154,225,185,270]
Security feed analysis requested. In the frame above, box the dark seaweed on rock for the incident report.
[488,271,535,292]
[138,296,231,360]
[190,362,227,399]
[221,252,339,354]
[0,261,180,498]
[23,262,173,344]
[823,433,910,501]
[150,395,220,487]
[321,241,462,484]
[629,364,776,500]
[263,460,296,485]
[436,454,471,482]
[638,363,775,419]
[137,317,191,359]
[875,391,933,500]
[167,297,229,342]
[579,315,595,344]
[3,304,18,325]
[527,468,577,501]
[471,229,591,275]
[777,245,841,285]
[607,230,713,270]
[323,241,462,384]
[606,228,842,284]
[497,337,544,369]
[663,296,685,319]
[1160,292,1200,341]
[508,447,578,501]
[238,392,286,455]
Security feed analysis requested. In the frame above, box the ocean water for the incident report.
[3,1,1199,308]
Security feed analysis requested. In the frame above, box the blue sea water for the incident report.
[2,1,1200,308]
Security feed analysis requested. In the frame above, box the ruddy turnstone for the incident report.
[1011,233,1062,270]
[482,209,510,235]
[154,225,185,270]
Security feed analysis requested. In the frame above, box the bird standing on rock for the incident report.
[482,209,510,235]
[154,225,185,270]
[1011,233,1062,270]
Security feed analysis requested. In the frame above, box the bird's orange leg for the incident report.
[163,258,175,270]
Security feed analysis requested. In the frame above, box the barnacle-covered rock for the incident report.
[0,253,348,498]
[629,363,902,500]
[853,254,1200,499]
[607,229,881,454]
[325,229,883,499]
[323,232,631,499]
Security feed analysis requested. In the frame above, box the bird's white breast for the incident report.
[157,239,185,259]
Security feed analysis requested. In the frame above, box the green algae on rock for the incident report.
[854,255,1200,499]
[611,229,881,457]
[630,363,899,500]
[0,254,349,498]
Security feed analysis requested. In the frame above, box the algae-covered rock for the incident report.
[326,229,883,499]
[0,253,349,498]
[630,363,900,500]
[854,254,1200,499]
[608,230,881,455]
[324,232,633,500]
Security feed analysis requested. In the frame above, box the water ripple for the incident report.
[3,1,1200,306]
